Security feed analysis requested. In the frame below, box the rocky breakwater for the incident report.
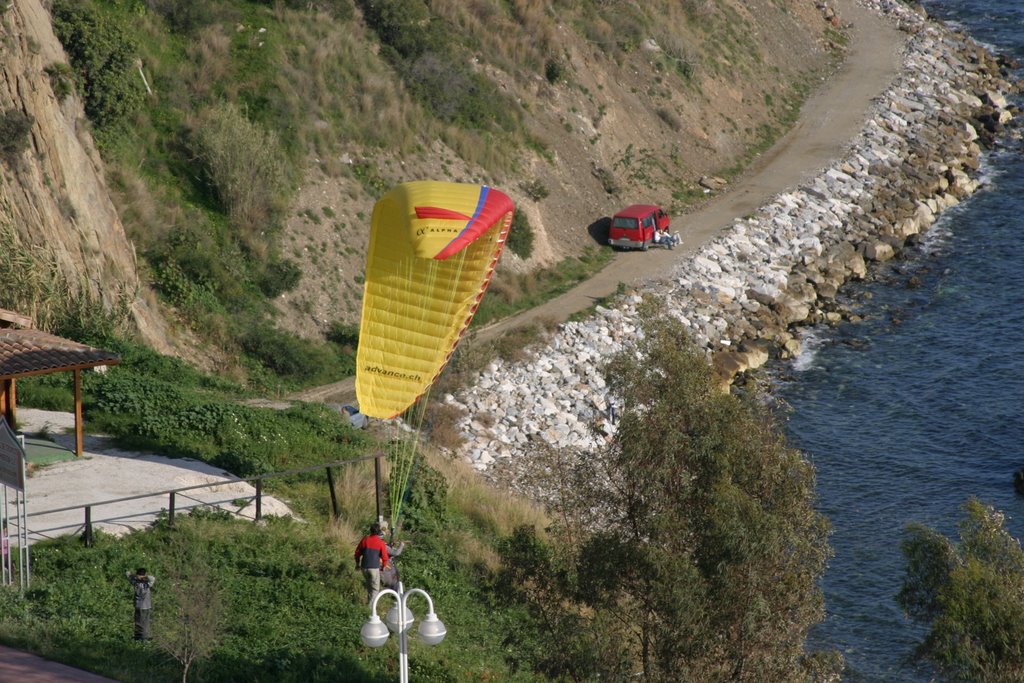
[447,0,1021,478]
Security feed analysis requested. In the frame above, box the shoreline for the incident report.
[449,0,1022,477]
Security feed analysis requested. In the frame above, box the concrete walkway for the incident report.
[13,409,294,545]
[0,645,120,682]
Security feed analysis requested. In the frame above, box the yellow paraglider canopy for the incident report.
[355,181,515,420]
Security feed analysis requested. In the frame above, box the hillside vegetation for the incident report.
[26,0,839,389]
[3,310,836,682]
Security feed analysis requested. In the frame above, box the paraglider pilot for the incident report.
[355,522,390,605]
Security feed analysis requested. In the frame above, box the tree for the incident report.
[899,498,1024,682]
[154,539,226,683]
[499,306,833,681]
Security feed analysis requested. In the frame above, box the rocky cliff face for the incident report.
[0,0,169,348]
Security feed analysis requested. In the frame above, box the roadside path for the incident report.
[0,645,120,682]
[289,0,906,406]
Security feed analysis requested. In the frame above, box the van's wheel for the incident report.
[641,241,649,251]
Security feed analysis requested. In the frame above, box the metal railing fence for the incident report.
[22,452,385,546]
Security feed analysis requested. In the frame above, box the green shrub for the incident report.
[14,375,75,413]
[237,323,354,383]
[104,339,242,394]
[357,0,518,133]
[89,371,195,423]
[326,320,360,347]
[403,54,517,132]
[899,498,1024,681]
[8,490,540,682]
[356,0,442,61]
[51,0,144,137]
[85,363,367,471]
[398,458,448,533]
[544,59,564,84]
[507,211,535,259]
[350,160,389,196]
[519,178,549,202]
[257,258,302,298]
[0,109,34,166]
[44,63,75,101]
[143,0,223,34]
[151,259,220,317]
[494,310,832,679]
[191,103,291,235]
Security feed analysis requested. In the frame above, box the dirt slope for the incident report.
[273,0,843,339]
[288,0,906,406]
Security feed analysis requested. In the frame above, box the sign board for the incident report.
[0,417,26,492]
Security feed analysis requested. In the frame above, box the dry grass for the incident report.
[424,401,467,452]
[108,163,166,244]
[183,26,231,103]
[429,446,550,540]
[447,528,504,573]
[330,457,382,524]
[277,10,427,154]
[430,0,554,73]
[320,436,549,571]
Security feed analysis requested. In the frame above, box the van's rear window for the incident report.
[612,217,639,229]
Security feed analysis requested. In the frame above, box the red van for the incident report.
[608,204,670,250]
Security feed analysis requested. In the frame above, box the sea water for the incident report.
[773,1,1024,679]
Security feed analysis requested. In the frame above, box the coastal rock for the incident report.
[448,0,1020,482]
[865,241,896,261]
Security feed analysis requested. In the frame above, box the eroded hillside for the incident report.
[280,0,844,339]
[0,0,171,350]
[0,0,843,370]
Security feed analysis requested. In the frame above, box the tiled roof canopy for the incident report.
[0,329,121,379]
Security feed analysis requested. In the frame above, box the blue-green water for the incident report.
[774,2,1024,679]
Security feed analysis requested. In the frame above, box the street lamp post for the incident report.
[360,581,447,683]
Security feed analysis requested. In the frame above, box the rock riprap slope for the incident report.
[447,0,1020,479]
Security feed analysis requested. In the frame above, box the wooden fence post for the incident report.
[255,479,263,522]
[326,467,339,520]
[83,506,92,547]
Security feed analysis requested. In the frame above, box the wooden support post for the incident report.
[326,467,339,520]
[1,378,15,429]
[74,369,83,456]
[168,492,176,527]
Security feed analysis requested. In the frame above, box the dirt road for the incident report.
[289,0,906,406]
